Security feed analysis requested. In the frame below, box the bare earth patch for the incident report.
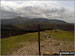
[12,34,74,55]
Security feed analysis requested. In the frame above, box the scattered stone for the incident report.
[11,33,74,55]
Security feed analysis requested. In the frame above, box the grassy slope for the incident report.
[1,32,38,55]
[1,30,74,55]
[44,30,74,41]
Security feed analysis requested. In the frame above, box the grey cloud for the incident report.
[19,6,73,19]
[0,3,74,23]
[0,9,19,19]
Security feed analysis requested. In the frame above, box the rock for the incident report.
[60,42,63,46]
[41,44,44,47]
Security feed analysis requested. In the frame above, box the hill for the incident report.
[1,25,26,38]
[13,18,74,31]
[1,16,30,24]
[1,17,74,38]
[1,30,74,55]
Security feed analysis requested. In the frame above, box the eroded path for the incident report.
[11,32,74,55]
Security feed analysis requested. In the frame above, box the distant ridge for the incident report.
[1,16,30,24]
[1,17,74,38]
[24,18,67,24]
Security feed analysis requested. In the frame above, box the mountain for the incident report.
[1,16,30,24]
[24,18,67,24]
[12,18,74,31]
[1,17,74,38]
[1,17,74,31]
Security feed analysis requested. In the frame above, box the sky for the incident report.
[0,0,75,23]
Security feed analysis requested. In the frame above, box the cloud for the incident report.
[1,1,19,11]
[0,1,74,23]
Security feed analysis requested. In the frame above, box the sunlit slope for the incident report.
[43,30,74,41]
[1,32,38,55]
[1,30,74,55]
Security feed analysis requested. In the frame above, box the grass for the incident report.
[1,32,38,55]
[1,30,74,55]
[43,30,74,41]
